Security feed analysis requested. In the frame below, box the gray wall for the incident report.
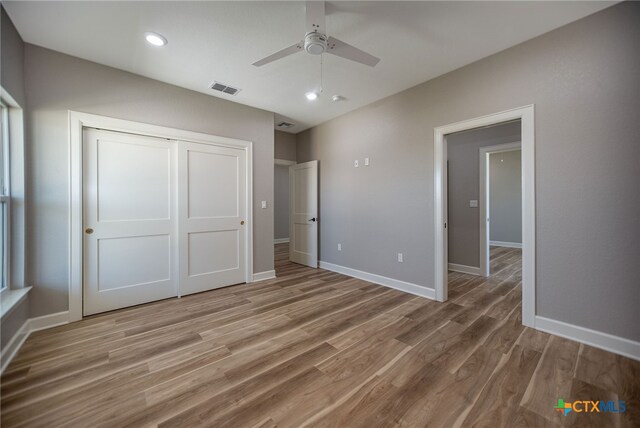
[24,44,275,318]
[275,130,297,161]
[447,122,521,267]
[1,6,30,350]
[298,2,640,342]
[274,165,290,240]
[490,150,522,244]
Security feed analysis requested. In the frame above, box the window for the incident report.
[0,102,9,291]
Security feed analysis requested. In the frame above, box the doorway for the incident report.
[480,143,522,277]
[274,158,296,274]
[434,105,535,327]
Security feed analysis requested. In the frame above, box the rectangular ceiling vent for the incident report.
[277,121,294,128]
[210,81,241,96]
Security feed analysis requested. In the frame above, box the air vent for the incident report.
[277,121,294,128]
[210,81,241,96]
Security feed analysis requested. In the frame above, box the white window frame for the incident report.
[0,101,10,292]
[0,87,29,321]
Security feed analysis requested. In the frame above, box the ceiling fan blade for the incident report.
[326,36,380,67]
[252,42,304,67]
[306,1,325,34]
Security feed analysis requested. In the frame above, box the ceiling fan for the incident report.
[252,1,380,67]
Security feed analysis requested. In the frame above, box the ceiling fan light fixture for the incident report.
[304,32,327,55]
[145,32,167,47]
[305,92,319,101]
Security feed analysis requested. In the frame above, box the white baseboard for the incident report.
[252,270,276,282]
[319,261,436,300]
[1,310,70,374]
[448,263,482,276]
[274,238,290,244]
[535,315,640,362]
[29,311,70,332]
[1,319,30,374]
[490,240,522,248]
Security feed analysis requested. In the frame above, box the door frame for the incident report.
[69,111,253,322]
[479,142,522,277]
[434,105,535,327]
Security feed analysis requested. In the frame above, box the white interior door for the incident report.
[289,160,318,267]
[178,141,247,295]
[83,129,178,316]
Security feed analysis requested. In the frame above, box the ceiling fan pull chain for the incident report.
[320,53,324,93]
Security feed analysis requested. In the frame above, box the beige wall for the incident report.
[298,2,640,342]
[447,121,521,268]
[275,130,297,161]
[24,45,275,318]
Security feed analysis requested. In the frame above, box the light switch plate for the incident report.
[354,160,359,167]
[364,157,370,166]
[338,243,342,251]
[397,253,403,263]
[261,200,267,209]
[469,200,478,208]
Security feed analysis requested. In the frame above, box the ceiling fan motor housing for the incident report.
[304,32,327,55]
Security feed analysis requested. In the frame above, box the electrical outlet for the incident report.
[364,157,370,166]
[338,243,342,251]
[397,253,403,263]
[261,200,267,209]
[469,200,478,208]
[354,160,359,168]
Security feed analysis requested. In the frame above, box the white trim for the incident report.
[69,111,253,322]
[479,142,521,277]
[29,311,70,332]
[0,286,30,319]
[448,263,482,276]
[434,105,535,326]
[275,158,296,166]
[1,310,70,374]
[0,87,26,291]
[490,240,522,249]
[0,318,29,373]
[252,270,276,282]
[535,316,640,362]
[319,261,436,300]
[274,238,290,244]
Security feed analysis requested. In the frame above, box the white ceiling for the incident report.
[5,1,613,133]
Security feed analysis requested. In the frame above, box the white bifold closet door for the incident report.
[83,129,247,316]
[83,129,178,316]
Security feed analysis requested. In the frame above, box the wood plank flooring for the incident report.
[1,244,638,427]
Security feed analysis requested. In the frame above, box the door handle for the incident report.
[308,218,317,222]
[85,228,94,234]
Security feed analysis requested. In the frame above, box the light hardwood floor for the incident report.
[1,244,638,427]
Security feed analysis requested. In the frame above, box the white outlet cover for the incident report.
[364,157,370,166]
[469,200,478,208]
[338,243,342,251]
[397,253,403,262]
[261,200,267,209]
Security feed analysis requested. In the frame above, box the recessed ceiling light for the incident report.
[145,32,167,47]
[305,92,318,101]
